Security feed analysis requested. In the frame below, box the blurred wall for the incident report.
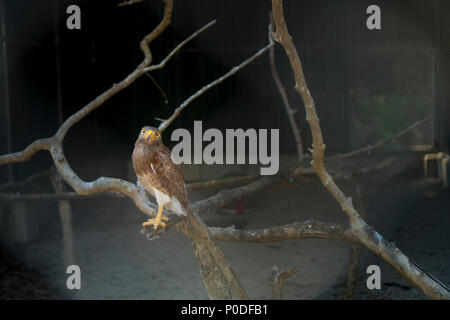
[0,0,448,183]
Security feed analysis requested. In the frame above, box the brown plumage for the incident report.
[132,126,189,229]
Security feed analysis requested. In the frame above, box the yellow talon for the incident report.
[142,205,168,229]
[142,218,167,229]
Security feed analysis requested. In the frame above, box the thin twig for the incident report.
[158,42,275,131]
[326,118,428,162]
[0,169,49,191]
[118,0,144,6]
[144,73,168,104]
[272,265,298,299]
[0,18,216,167]
[143,20,217,73]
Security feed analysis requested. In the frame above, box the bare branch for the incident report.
[326,118,428,162]
[50,168,75,266]
[1,0,443,300]
[0,169,49,192]
[0,0,253,300]
[0,191,124,201]
[344,184,367,300]
[184,211,249,299]
[0,138,53,166]
[272,265,298,299]
[158,42,275,131]
[139,0,173,66]
[117,0,144,6]
[0,0,177,217]
[0,18,247,168]
[143,20,217,73]
[144,73,168,104]
[271,0,449,299]
[268,15,304,161]
[209,219,358,243]
[0,156,393,204]
[193,175,280,215]
[187,175,258,191]
[193,239,233,299]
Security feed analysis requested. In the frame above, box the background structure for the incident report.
[0,0,449,299]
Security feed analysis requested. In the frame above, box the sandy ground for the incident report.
[1,154,449,299]
[4,182,352,300]
[318,179,450,299]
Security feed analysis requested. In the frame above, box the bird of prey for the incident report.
[132,126,189,229]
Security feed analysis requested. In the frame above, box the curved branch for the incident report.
[0,9,215,165]
[0,138,52,166]
[139,0,173,66]
[55,70,146,142]
[48,144,158,217]
[0,2,269,300]
[271,0,449,299]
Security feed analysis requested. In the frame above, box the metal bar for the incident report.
[0,0,13,182]
[54,0,64,125]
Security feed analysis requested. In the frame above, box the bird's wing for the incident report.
[144,145,189,208]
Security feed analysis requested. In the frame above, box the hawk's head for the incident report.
[138,126,162,145]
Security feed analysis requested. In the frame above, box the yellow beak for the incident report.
[145,130,153,141]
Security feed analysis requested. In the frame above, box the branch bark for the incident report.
[272,265,298,299]
[1,0,447,300]
[0,1,286,299]
[193,239,233,299]
[271,0,449,299]
[50,167,75,266]
[344,184,366,300]
[209,218,358,244]
[269,17,304,162]
[0,156,393,202]
[158,42,274,131]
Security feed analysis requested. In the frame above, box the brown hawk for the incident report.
[132,126,189,229]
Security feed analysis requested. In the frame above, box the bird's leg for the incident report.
[142,204,169,229]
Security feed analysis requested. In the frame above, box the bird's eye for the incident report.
[155,132,160,137]
[142,130,146,134]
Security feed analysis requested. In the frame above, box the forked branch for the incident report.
[271,0,449,299]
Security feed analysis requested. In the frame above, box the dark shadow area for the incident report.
[0,0,449,300]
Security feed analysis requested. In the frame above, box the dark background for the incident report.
[0,0,449,300]
[0,0,449,183]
